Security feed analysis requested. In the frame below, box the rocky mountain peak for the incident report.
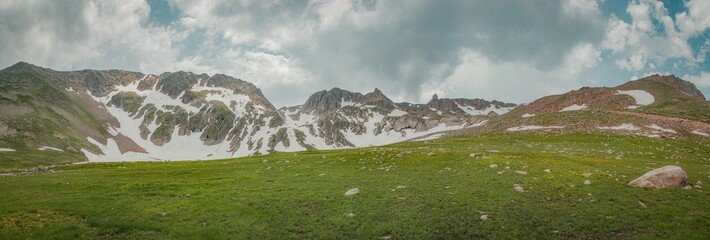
[372,88,383,95]
[299,88,364,115]
[6,61,36,72]
[360,88,395,113]
[657,75,705,100]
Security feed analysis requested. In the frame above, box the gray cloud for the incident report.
[173,0,606,105]
[297,0,604,103]
[0,0,635,107]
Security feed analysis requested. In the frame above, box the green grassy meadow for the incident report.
[1,133,709,239]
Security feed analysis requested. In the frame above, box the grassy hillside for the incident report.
[619,76,710,121]
[1,133,708,239]
[0,65,106,168]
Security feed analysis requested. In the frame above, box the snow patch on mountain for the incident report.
[38,146,63,152]
[559,104,587,112]
[191,84,255,116]
[597,123,640,131]
[616,90,654,109]
[692,130,709,137]
[388,109,407,117]
[456,102,513,115]
[507,125,564,131]
[83,104,237,161]
[413,133,445,141]
[111,80,201,113]
[645,124,676,133]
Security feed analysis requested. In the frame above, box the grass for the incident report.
[0,133,709,239]
[0,151,83,170]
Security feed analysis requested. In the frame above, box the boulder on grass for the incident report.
[628,165,688,189]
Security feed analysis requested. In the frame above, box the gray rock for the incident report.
[345,188,360,196]
[544,169,551,173]
[515,171,528,175]
[628,165,688,189]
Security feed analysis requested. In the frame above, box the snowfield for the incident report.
[387,109,407,117]
[38,146,63,152]
[413,133,445,141]
[645,124,676,133]
[616,90,654,109]
[597,123,640,131]
[559,104,587,112]
[692,130,709,137]
[456,102,513,116]
[506,125,564,131]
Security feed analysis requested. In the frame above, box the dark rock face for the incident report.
[360,88,396,114]
[204,74,277,111]
[299,88,365,115]
[109,91,144,114]
[156,71,200,99]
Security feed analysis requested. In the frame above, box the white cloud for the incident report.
[306,0,353,30]
[562,43,602,77]
[683,72,710,88]
[602,15,630,53]
[6,0,706,107]
[603,0,709,72]
[615,55,646,71]
[429,43,602,104]
[0,0,184,73]
[683,0,710,35]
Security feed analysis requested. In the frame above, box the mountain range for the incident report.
[0,62,516,162]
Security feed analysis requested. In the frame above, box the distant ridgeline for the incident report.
[0,62,515,162]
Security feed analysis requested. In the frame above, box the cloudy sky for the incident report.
[1,0,709,107]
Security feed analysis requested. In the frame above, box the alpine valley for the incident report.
[1,62,710,239]
[0,62,515,164]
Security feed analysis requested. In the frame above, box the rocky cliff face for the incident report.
[0,62,515,162]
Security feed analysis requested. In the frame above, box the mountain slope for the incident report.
[0,62,297,163]
[0,62,512,166]
[471,74,710,139]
